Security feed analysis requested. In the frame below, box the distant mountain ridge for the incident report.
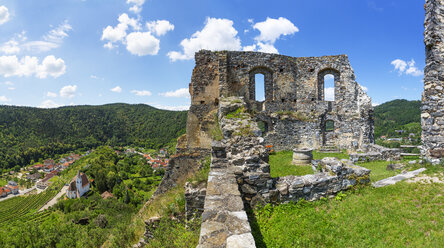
[0,103,187,170]
[373,99,421,139]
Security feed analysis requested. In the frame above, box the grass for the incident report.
[269,151,314,177]
[252,178,444,248]
[126,157,211,248]
[0,178,7,186]
[313,150,349,160]
[357,160,400,182]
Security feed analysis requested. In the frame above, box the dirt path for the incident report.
[39,185,68,211]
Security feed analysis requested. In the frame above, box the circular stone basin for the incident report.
[292,148,313,165]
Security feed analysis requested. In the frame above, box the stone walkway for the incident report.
[372,168,427,188]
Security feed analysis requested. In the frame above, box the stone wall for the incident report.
[184,182,206,220]
[197,140,256,248]
[349,144,401,162]
[183,50,374,154]
[277,158,370,203]
[153,153,205,196]
[196,97,372,247]
[422,0,444,163]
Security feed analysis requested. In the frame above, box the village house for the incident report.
[44,164,55,173]
[6,181,19,195]
[44,159,55,166]
[27,173,42,181]
[66,171,90,199]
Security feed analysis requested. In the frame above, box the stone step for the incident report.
[318,146,341,153]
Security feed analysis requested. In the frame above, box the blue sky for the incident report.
[0,0,425,110]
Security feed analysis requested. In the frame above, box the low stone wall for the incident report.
[277,158,370,202]
[349,144,401,162]
[197,143,256,248]
[184,182,206,220]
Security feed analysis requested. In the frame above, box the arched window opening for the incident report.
[325,120,334,132]
[257,121,269,136]
[324,74,335,101]
[255,74,265,102]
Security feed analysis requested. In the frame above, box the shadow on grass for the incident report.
[246,208,267,248]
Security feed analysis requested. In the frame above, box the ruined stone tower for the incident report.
[423,0,444,162]
[177,50,374,154]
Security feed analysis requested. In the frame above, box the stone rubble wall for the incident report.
[185,50,374,155]
[185,182,207,220]
[349,144,401,163]
[196,96,372,247]
[197,141,256,248]
[277,158,370,203]
[153,153,204,197]
[422,0,444,163]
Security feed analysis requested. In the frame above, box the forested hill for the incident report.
[0,103,187,170]
[374,99,421,138]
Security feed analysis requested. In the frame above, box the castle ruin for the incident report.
[423,0,444,163]
[178,51,374,154]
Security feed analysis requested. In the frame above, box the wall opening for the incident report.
[324,74,335,101]
[257,120,269,137]
[318,69,339,101]
[255,73,265,102]
[325,120,334,132]
[249,67,273,104]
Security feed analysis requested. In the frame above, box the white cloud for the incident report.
[47,91,57,98]
[126,32,160,56]
[391,59,423,76]
[7,87,14,90]
[391,59,407,73]
[147,20,174,36]
[372,102,380,107]
[159,88,190,98]
[0,95,11,102]
[168,18,242,61]
[242,44,256,52]
[37,55,66,78]
[253,17,299,44]
[0,39,20,54]
[103,42,116,50]
[127,0,145,14]
[111,86,122,93]
[243,17,298,54]
[44,21,72,44]
[101,13,141,44]
[59,85,77,98]
[257,42,278,54]
[1,21,72,54]
[4,81,13,86]
[0,6,10,25]
[0,55,66,78]
[39,99,60,108]
[405,59,423,76]
[149,103,190,111]
[360,85,368,92]
[131,89,152,96]
[325,87,335,101]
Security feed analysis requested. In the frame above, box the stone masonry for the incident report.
[196,97,371,247]
[423,0,444,163]
[179,50,374,154]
